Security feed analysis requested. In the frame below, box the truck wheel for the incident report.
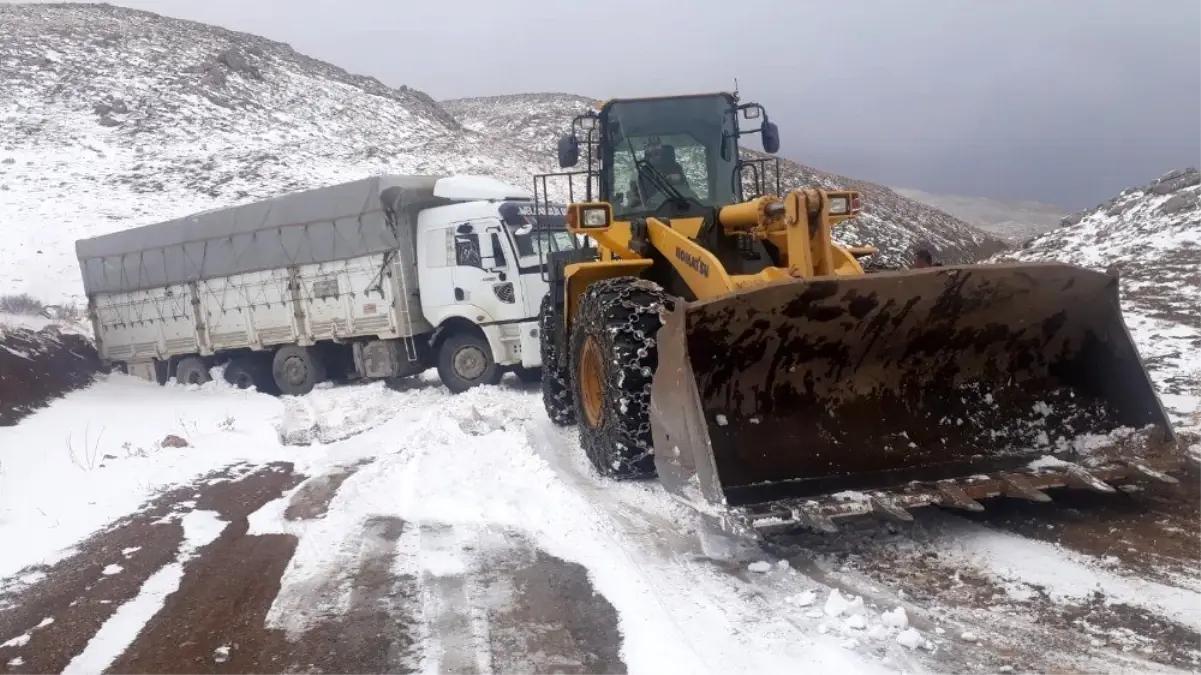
[175,356,210,385]
[437,332,502,393]
[570,277,672,479]
[539,293,576,425]
[272,345,326,396]
[224,355,274,393]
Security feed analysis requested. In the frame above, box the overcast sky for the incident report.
[36,0,1201,208]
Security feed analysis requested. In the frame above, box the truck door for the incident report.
[447,219,524,323]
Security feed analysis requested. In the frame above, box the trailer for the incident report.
[75,174,579,395]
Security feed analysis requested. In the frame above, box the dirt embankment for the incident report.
[0,326,102,425]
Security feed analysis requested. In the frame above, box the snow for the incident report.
[0,374,284,578]
[930,522,1201,631]
[0,371,898,673]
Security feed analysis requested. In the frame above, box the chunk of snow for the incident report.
[1,633,30,648]
[824,589,864,617]
[791,589,817,607]
[843,614,867,631]
[960,631,978,642]
[748,561,772,573]
[881,607,909,630]
[896,628,923,649]
[102,564,123,575]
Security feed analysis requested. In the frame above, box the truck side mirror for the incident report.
[456,223,474,234]
[557,134,579,168]
[761,121,781,154]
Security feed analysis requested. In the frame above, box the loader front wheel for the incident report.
[539,293,576,426]
[570,277,672,479]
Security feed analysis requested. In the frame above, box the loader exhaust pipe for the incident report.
[649,262,1177,517]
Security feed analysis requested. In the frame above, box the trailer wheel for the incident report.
[272,345,326,396]
[175,356,210,386]
[224,355,275,393]
[538,293,576,426]
[436,332,502,393]
[570,276,672,479]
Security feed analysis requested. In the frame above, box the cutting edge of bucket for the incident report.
[715,432,1189,538]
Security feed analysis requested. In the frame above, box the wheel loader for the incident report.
[532,91,1185,537]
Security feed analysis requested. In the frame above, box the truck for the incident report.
[74,174,579,395]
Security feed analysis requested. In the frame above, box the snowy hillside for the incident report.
[892,186,1068,243]
[444,94,1010,267]
[997,168,1201,432]
[0,3,551,304]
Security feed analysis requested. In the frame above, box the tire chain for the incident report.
[538,293,576,425]
[580,276,675,477]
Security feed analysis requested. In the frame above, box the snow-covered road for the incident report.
[0,367,1197,674]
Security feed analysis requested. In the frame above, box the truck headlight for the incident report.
[828,196,849,215]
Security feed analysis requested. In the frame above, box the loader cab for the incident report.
[554,92,783,220]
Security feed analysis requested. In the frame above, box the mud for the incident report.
[0,463,297,674]
[0,326,101,425]
[764,470,1201,673]
[0,463,625,675]
[282,461,369,521]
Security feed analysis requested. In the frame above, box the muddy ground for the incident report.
[765,462,1201,674]
[0,464,624,674]
[0,460,1196,673]
[0,326,101,426]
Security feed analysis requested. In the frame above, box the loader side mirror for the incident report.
[761,121,780,154]
[720,132,732,162]
[557,134,579,168]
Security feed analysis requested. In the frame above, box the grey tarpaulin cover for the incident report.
[75,175,453,295]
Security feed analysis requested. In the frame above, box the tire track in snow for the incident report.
[416,522,492,674]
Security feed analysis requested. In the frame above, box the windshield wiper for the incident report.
[634,157,691,210]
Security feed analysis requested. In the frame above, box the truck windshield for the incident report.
[498,201,576,258]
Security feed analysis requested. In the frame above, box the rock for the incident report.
[97,114,121,127]
[201,65,227,87]
[1159,192,1198,215]
[161,434,189,448]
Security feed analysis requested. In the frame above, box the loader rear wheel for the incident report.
[570,277,673,479]
[539,293,576,426]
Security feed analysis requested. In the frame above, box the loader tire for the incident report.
[539,293,576,426]
[570,277,673,479]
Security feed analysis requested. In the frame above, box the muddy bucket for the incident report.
[649,262,1178,520]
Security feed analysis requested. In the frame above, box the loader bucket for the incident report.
[649,262,1182,533]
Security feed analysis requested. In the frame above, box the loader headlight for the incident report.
[581,207,609,228]
[828,196,849,215]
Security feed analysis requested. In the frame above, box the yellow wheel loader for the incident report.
[532,91,1185,537]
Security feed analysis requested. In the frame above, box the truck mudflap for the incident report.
[648,262,1185,535]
